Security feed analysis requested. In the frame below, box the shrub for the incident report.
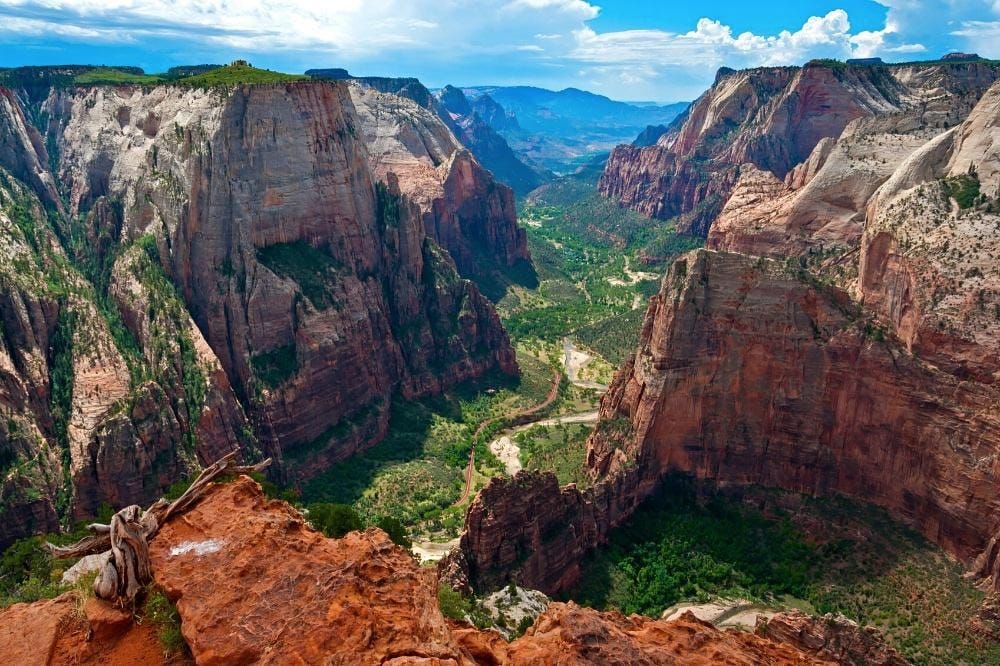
[437,584,471,620]
[307,503,363,538]
[144,588,187,655]
[250,344,298,389]
[256,241,341,308]
[375,516,412,549]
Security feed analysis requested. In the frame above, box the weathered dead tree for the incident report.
[47,451,271,605]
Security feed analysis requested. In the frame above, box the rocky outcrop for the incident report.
[858,78,1000,383]
[0,594,165,666]
[1,474,841,665]
[440,468,652,595]
[149,477,470,664]
[593,250,1000,589]
[706,111,939,258]
[758,611,909,666]
[508,605,832,665]
[601,60,1000,237]
[37,80,517,481]
[349,84,529,279]
[0,475,845,664]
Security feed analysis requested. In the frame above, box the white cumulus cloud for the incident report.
[0,0,997,101]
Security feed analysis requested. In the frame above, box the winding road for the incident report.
[452,368,562,507]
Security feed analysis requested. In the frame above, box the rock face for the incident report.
[0,593,165,666]
[508,605,833,665]
[315,70,544,195]
[859,78,1000,383]
[349,84,530,279]
[0,474,835,665]
[758,611,909,666]
[150,477,470,664]
[0,169,229,547]
[600,61,1000,236]
[440,468,651,595]
[51,81,516,475]
[595,250,1000,589]
[0,78,520,545]
[447,249,1000,598]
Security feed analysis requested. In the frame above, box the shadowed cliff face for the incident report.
[600,62,1000,237]
[0,79,520,546]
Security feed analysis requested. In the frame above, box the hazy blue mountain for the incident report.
[461,85,687,174]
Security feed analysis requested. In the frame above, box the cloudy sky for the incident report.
[0,0,998,102]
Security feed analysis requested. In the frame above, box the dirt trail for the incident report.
[453,368,561,507]
[605,256,659,287]
[489,410,600,476]
[662,600,779,630]
[411,537,461,563]
[562,338,607,391]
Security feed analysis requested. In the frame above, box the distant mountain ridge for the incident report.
[307,69,545,194]
[459,85,688,174]
[462,85,687,134]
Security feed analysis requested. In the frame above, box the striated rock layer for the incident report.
[858,78,1000,383]
[349,84,529,279]
[597,250,1000,588]
[0,77,521,545]
[446,249,1000,597]
[600,60,1000,237]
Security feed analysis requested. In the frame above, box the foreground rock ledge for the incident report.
[2,476,854,664]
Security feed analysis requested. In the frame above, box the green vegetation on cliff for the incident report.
[257,240,343,309]
[176,63,309,87]
[72,68,165,85]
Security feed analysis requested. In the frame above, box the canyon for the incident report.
[599,60,1000,237]
[447,67,1000,616]
[3,52,1000,664]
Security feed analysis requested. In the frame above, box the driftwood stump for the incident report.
[47,451,271,605]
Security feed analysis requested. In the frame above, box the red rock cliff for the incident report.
[447,249,1000,597]
[600,61,1000,237]
[42,81,517,481]
[596,250,1000,588]
[0,475,837,665]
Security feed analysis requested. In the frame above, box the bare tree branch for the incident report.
[44,452,272,604]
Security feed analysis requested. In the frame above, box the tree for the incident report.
[47,452,271,605]
[307,503,362,538]
[375,516,412,549]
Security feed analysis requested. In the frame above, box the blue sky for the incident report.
[0,1,998,102]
